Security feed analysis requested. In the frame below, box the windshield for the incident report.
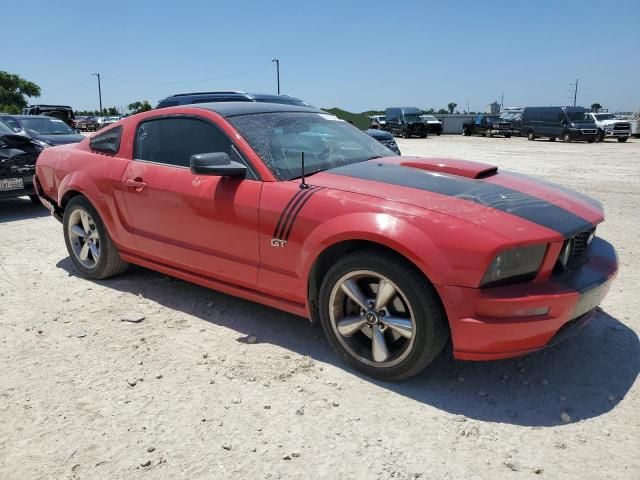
[229,112,394,181]
[566,111,593,123]
[404,113,422,123]
[0,120,15,134]
[421,115,438,122]
[594,114,615,121]
[20,117,75,134]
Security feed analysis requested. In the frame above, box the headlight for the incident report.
[481,244,547,287]
[31,139,51,150]
[604,125,613,130]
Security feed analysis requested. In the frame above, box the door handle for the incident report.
[125,178,148,191]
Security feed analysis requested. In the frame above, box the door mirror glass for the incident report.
[190,152,247,178]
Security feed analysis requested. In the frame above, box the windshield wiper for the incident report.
[366,155,384,161]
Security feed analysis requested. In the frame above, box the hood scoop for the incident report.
[400,158,498,179]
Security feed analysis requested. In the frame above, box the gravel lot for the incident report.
[1,135,638,479]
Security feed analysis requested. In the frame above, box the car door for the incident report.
[121,115,262,289]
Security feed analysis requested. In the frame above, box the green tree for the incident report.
[0,71,41,113]
[437,108,447,114]
[591,102,602,112]
[105,106,119,116]
[447,102,457,114]
[127,100,153,114]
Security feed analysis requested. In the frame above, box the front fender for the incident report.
[298,212,452,286]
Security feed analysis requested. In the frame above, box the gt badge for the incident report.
[271,238,287,248]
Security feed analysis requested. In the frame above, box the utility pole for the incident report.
[500,93,504,109]
[91,73,103,115]
[272,58,280,95]
[570,79,579,107]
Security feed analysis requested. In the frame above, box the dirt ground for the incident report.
[1,135,638,480]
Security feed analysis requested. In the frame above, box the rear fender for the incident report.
[299,212,451,286]
[57,171,117,233]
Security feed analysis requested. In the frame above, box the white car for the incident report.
[586,112,631,143]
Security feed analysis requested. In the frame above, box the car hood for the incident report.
[365,129,394,140]
[311,157,604,241]
[35,133,85,146]
[571,122,597,129]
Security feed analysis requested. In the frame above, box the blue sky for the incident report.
[5,0,639,113]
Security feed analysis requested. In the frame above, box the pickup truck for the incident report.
[585,112,631,143]
[463,114,513,138]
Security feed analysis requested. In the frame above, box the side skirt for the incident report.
[119,251,309,319]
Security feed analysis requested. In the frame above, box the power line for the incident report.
[101,64,273,86]
[41,78,94,95]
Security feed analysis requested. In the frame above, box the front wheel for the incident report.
[402,129,411,139]
[563,132,572,143]
[63,196,129,279]
[527,132,536,141]
[618,137,628,143]
[319,249,448,381]
[504,134,512,138]
[28,194,41,205]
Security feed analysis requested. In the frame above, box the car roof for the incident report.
[191,101,324,117]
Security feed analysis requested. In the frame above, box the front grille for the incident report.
[581,129,597,134]
[556,228,595,272]
[614,122,630,131]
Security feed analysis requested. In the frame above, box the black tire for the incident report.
[419,133,427,139]
[63,196,129,279]
[595,130,604,142]
[28,194,41,205]
[618,137,628,143]
[318,249,449,381]
[587,138,595,143]
[402,129,410,139]
[527,131,535,141]
[549,137,556,142]
[505,134,512,138]
[563,132,572,143]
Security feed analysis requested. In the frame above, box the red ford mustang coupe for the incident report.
[34,103,618,380]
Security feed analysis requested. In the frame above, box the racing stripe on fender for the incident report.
[273,186,320,240]
[328,162,593,237]
[283,187,324,241]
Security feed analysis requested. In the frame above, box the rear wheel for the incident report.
[527,131,536,141]
[618,137,628,143]
[319,249,448,381]
[485,130,492,138]
[563,132,572,143]
[63,196,129,279]
[402,129,411,139]
[549,137,556,142]
[28,194,41,205]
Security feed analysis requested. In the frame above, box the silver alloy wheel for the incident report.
[67,208,101,269]
[329,270,416,368]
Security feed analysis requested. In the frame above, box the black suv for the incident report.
[521,106,597,143]
[22,104,75,126]
[156,91,312,108]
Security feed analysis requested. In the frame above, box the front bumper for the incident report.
[570,129,598,141]
[604,130,631,138]
[0,175,35,200]
[437,237,618,360]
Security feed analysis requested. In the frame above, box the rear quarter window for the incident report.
[90,126,123,154]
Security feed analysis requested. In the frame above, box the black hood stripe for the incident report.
[328,162,593,237]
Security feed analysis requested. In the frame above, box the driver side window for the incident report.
[134,117,256,178]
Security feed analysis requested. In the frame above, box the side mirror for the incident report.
[190,152,247,178]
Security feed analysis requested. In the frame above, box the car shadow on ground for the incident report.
[0,197,49,223]
[56,258,640,428]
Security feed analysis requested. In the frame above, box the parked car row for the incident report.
[73,115,122,131]
[370,108,443,139]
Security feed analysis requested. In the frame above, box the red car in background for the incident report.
[33,103,618,380]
